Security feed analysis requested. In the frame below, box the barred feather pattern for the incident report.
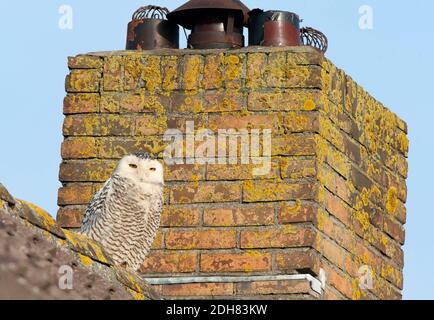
[80,174,163,271]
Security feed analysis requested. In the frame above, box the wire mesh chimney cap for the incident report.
[300,27,328,53]
[131,5,170,21]
[167,0,250,29]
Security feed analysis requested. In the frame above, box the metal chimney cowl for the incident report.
[126,5,179,50]
[167,0,250,49]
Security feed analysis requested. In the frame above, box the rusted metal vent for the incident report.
[301,27,328,53]
[167,0,250,49]
[248,10,301,47]
[248,9,328,53]
[126,5,179,50]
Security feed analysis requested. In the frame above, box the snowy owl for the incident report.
[80,153,164,271]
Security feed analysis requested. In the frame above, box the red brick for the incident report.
[321,263,354,300]
[318,165,353,205]
[160,206,201,227]
[124,56,144,90]
[203,204,274,227]
[63,115,134,137]
[61,138,97,159]
[278,201,317,224]
[141,252,197,273]
[206,161,279,181]
[240,226,315,249]
[134,115,167,136]
[203,92,243,113]
[248,90,322,112]
[103,56,123,91]
[66,69,101,93]
[171,93,204,113]
[64,94,99,114]
[243,181,317,202]
[275,249,319,273]
[97,137,167,159]
[203,54,224,89]
[280,158,317,179]
[68,55,102,69]
[166,115,207,131]
[59,160,116,182]
[56,207,84,228]
[285,66,323,88]
[170,182,241,204]
[272,135,316,156]
[165,229,236,250]
[162,283,233,297]
[58,184,94,205]
[246,53,267,89]
[201,252,272,272]
[208,113,276,131]
[151,231,164,250]
[237,280,312,295]
[181,55,203,91]
[224,54,244,89]
[164,164,204,182]
[315,235,350,273]
[383,215,405,245]
[265,52,286,87]
[161,56,179,91]
[322,188,352,226]
[395,200,407,224]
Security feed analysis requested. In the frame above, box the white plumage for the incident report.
[80,153,164,271]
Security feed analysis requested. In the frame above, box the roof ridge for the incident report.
[0,182,159,300]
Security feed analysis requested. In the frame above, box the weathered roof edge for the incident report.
[0,183,159,300]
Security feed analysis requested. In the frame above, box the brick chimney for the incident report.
[58,46,408,300]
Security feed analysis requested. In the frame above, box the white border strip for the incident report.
[144,274,323,295]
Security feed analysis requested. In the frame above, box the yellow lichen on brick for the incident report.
[135,138,168,158]
[397,131,409,155]
[68,70,100,92]
[319,116,345,153]
[381,234,389,247]
[225,54,244,89]
[143,56,161,93]
[179,96,204,113]
[386,187,398,215]
[354,188,373,235]
[246,53,266,89]
[304,99,316,111]
[204,53,224,89]
[316,210,328,230]
[316,136,351,178]
[124,56,143,90]
[285,199,302,213]
[266,52,286,87]
[183,55,202,93]
[225,55,240,79]
[286,66,312,87]
[162,56,178,92]
[352,278,362,300]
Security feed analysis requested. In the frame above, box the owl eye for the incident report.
[129,164,138,169]
[149,167,157,172]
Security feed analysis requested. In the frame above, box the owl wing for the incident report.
[80,178,112,236]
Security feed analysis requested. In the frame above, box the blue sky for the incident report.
[0,0,432,299]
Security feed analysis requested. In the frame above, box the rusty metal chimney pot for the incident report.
[167,0,250,49]
[126,6,179,50]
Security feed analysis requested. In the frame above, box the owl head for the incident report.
[114,153,164,186]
